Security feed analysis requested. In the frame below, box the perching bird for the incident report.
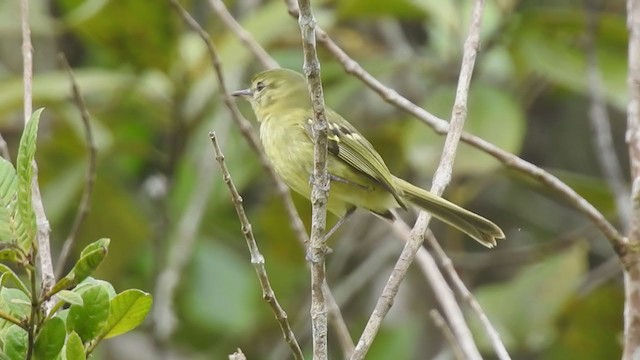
[232,68,504,247]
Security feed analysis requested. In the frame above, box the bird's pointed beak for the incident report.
[232,88,252,98]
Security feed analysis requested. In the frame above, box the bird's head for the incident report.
[233,68,311,120]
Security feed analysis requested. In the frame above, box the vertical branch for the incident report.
[295,0,330,358]
[625,1,640,359]
[20,0,55,311]
[585,0,631,230]
[351,1,486,359]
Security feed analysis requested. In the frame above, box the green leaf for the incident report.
[64,332,85,360]
[15,108,43,250]
[79,238,110,258]
[57,290,83,306]
[0,158,17,242]
[0,264,29,296]
[67,285,110,342]
[337,0,426,19]
[3,325,27,360]
[34,317,66,360]
[102,289,152,339]
[49,240,109,297]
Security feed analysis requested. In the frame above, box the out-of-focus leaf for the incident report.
[181,241,260,335]
[543,284,622,359]
[471,245,587,351]
[0,158,17,242]
[512,10,626,110]
[3,325,27,360]
[405,83,525,175]
[367,323,420,360]
[58,0,178,70]
[0,264,29,296]
[67,285,110,342]
[337,0,426,19]
[102,289,152,339]
[34,317,66,360]
[0,71,135,120]
[15,109,42,251]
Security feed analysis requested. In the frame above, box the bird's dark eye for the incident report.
[255,81,266,92]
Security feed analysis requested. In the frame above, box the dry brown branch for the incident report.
[211,131,304,360]
[20,0,55,312]
[55,54,98,278]
[350,1,486,358]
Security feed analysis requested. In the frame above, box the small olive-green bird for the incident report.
[233,68,504,247]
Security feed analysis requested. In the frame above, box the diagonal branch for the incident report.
[55,54,98,278]
[210,132,304,360]
[350,1,486,359]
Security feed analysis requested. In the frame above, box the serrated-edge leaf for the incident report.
[57,290,83,306]
[34,317,65,360]
[79,238,110,258]
[65,331,85,360]
[0,158,17,242]
[15,108,43,250]
[4,324,27,360]
[103,290,152,339]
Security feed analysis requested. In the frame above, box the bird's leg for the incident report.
[323,206,356,241]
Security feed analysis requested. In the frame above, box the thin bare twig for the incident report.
[585,0,631,231]
[351,1,486,359]
[295,0,331,358]
[210,2,357,353]
[283,0,627,257]
[55,54,98,278]
[424,231,510,360]
[21,0,55,313]
[210,131,303,360]
[430,309,465,360]
[208,0,278,70]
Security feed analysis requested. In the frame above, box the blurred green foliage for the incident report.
[0,0,628,358]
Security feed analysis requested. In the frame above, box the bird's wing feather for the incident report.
[301,109,406,209]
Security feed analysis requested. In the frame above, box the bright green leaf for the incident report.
[64,332,85,360]
[3,325,27,360]
[49,244,108,297]
[15,108,43,250]
[0,158,17,242]
[34,317,66,360]
[57,290,83,306]
[79,238,110,258]
[67,285,110,342]
[103,289,152,339]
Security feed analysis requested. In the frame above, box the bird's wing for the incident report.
[301,109,406,209]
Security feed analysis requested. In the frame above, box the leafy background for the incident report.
[0,0,627,359]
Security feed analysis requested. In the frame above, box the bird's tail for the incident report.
[393,177,505,248]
